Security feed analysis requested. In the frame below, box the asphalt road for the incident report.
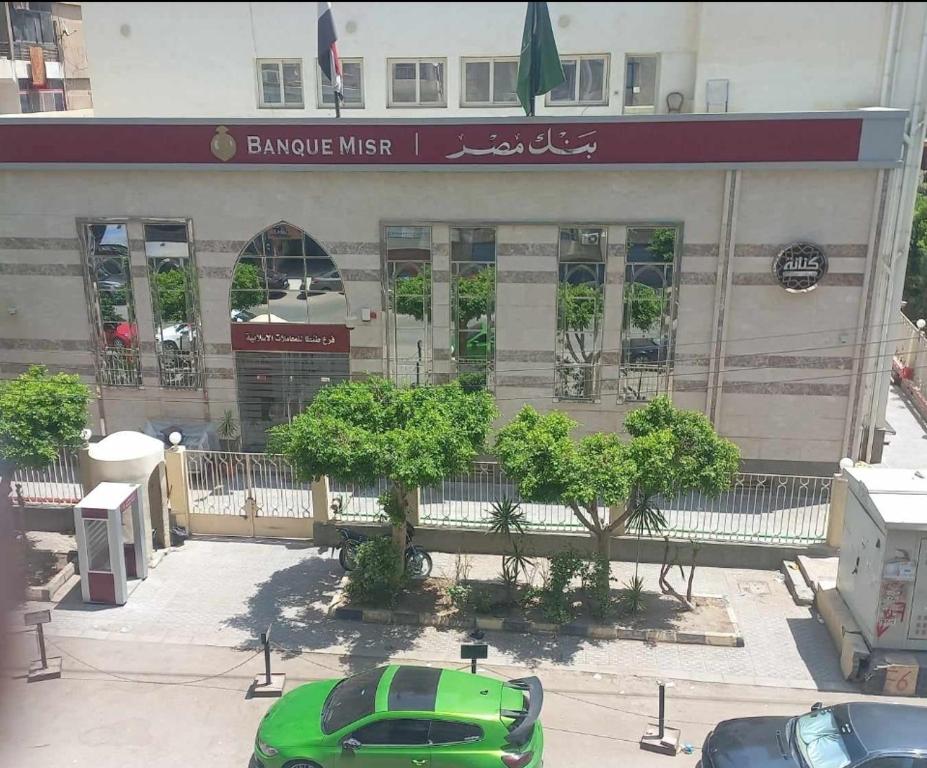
[3,635,924,768]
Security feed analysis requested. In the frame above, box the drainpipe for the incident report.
[864,6,927,462]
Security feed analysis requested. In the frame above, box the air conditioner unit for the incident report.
[580,231,600,246]
[706,79,730,113]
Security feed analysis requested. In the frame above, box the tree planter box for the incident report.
[326,576,744,647]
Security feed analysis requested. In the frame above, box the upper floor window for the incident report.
[257,59,303,109]
[461,57,518,106]
[624,55,659,112]
[146,222,203,390]
[548,55,609,106]
[318,58,364,108]
[18,78,64,113]
[10,4,54,44]
[389,58,446,107]
[83,222,142,388]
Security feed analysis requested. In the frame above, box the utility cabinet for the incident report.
[837,467,927,651]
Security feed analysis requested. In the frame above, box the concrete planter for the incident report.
[326,578,744,647]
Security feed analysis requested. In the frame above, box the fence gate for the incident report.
[183,451,312,538]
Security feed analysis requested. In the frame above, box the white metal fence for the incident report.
[11,449,83,505]
[178,449,829,546]
[185,450,311,518]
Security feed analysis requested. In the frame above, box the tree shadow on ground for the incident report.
[221,544,428,675]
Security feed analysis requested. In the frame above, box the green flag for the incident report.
[516,1,565,116]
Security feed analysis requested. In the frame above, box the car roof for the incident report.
[844,702,927,753]
[377,665,504,720]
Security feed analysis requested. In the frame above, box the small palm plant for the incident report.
[487,497,532,605]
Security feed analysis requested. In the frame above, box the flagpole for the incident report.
[335,94,341,118]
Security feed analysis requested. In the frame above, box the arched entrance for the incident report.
[230,222,349,450]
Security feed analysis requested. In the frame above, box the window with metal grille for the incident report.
[556,227,606,400]
[619,227,679,402]
[83,222,142,388]
[146,222,204,390]
[450,227,496,392]
[385,225,433,386]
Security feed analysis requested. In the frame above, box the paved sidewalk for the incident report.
[881,384,927,468]
[17,538,849,691]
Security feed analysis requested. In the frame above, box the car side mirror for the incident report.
[342,737,361,752]
[811,702,823,712]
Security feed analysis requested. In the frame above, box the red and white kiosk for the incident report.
[74,482,147,605]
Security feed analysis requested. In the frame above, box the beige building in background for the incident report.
[0,2,92,114]
[1,2,926,477]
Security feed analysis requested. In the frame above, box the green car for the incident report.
[251,664,543,768]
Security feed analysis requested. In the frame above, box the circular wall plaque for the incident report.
[773,242,827,293]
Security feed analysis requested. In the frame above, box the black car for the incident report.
[702,702,927,768]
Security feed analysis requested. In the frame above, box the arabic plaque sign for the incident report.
[230,322,350,353]
[773,243,828,293]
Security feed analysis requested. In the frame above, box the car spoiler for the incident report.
[502,676,543,746]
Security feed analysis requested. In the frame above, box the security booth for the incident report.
[74,482,145,605]
[837,467,927,651]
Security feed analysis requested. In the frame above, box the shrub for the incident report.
[446,583,473,610]
[345,537,406,606]
[539,550,585,624]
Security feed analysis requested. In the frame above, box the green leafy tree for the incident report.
[647,228,677,262]
[269,378,496,558]
[393,265,432,321]
[154,269,190,324]
[230,263,264,313]
[495,396,739,557]
[98,289,127,325]
[0,366,91,535]
[903,186,927,323]
[453,266,495,326]
[624,282,663,332]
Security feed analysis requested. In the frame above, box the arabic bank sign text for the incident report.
[0,117,878,167]
[230,323,350,353]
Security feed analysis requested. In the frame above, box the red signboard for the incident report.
[230,322,350,353]
[0,115,884,168]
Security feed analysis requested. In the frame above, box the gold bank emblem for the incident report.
[210,126,237,162]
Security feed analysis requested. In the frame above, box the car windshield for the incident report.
[793,710,852,768]
[321,667,386,734]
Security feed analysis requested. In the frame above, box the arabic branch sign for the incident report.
[230,322,350,353]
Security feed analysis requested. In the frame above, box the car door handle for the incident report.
[411,761,427,766]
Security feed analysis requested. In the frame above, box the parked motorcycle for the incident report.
[336,522,433,579]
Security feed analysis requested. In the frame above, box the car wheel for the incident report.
[162,340,179,353]
[283,761,322,768]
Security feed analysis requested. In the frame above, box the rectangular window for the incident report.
[619,227,678,402]
[389,58,446,106]
[624,55,658,111]
[318,58,364,107]
[548,55,609,106]
[556,227,606,400]
[146,222,203,390]
[17,77,65,113]
[385,225,432,386]
[83,222,142,387]
[257,59,303,108]
[450,227,496,392]
[10,7,54,44]
[461,58,519,106]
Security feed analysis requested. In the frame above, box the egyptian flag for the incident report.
[318,2,343,105]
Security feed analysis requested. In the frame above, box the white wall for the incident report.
[82,1,897,119]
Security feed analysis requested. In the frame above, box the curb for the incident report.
[326,582,744,647]
[25,560,76,602]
